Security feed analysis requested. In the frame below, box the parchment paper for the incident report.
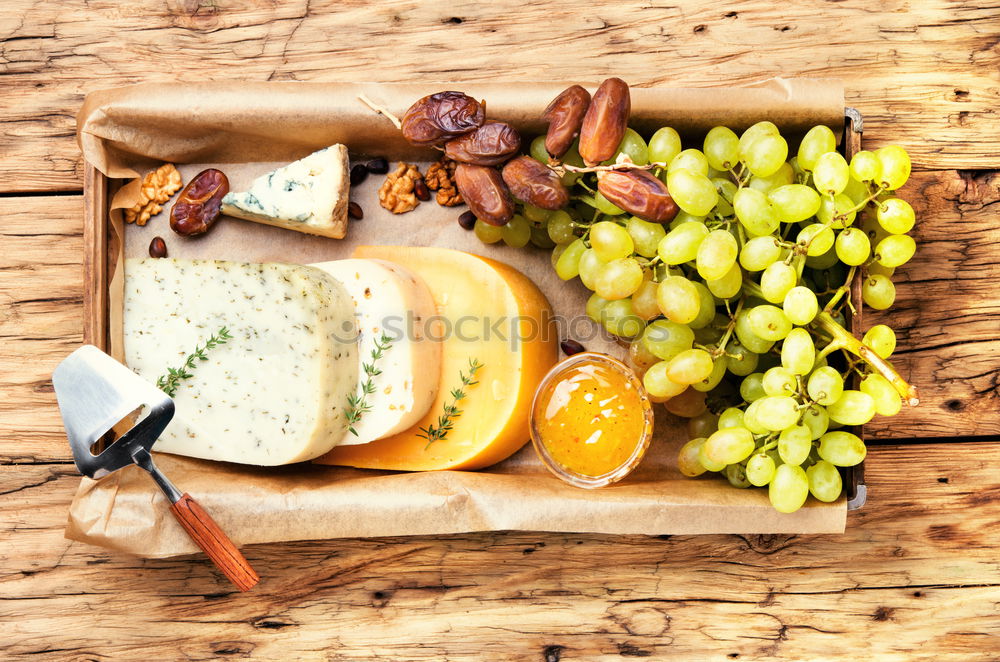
[67,81,847,558]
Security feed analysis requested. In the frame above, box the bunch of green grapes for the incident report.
[472,120,918,514]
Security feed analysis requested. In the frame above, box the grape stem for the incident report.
[823,266,856,313]
[812,311,919,406]
[357,94,402,130]
[712,299,744,359]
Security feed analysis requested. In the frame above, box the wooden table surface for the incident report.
[2,2,999,659]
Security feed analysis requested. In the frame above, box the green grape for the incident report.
[816,193,856,228]
[642,319,695,361]
[763,366,797,396]
[875,145,911,190]
[687,411,720,439]
[712,178,737,217]
[742,133,788,177]
[593,191,626,216]
[474,218,504,244]
[760,262,798,303]
[657,275,702,324]
[667,168,719,216]
[740,372,767,403]
[692,354,728,393]
[754,395,800,431]
[802,403,829,440]
[530,225,556,249]
[603,127,649,166]
[860,373,902,416]
[529,135,549,164]
[629,335,659,374]
[725,463,752,488]
[501,214,531,248]
[827,390,876,426]
[742,402,769,434]
[664,387,708,417]
[522,204,553,224]
[560,142,585,187]
[689,281,718,329]
[631,279,661,320]
[781,328,815,375]
[748,305,793,341]
[797,223,835,257]
[806,366,844,406]
[783,286,819,325]
[876,198,915,234]
[740,236,782,271]
[805,245,839,270]
[693,322,724,347]
[769,463,809,513]
[590,221,633,261]
[769,184,821,224]
[547,210,577,245]
[668,149,710,176]
[578,249,606,290]
[667,348,715,385]
[704,428,755,465]
[733,187,780,236]
[735,308,776,354]
[644,361,688,400]
[601,298,645,338]
[658,221,709,265]
[707,262,743,299]
[677,438,708,477]
[862,213,890,246]
[862,324,896,359]
[648,126,683,165]
[586,292,609,322]
[696,230,739,281]
[778,424,812,465]
[842,176,871,206]
[626,216,666,258]
[550,243,567,270]
[739,121,779,153]
[746,453,777,486]
[555,238,586,280]
[671,211,707,226]
[807,460,842,502]
[748,161,794,193]
[862,274,896,310]
[812,152,850,195]
[704,126,741,171]
[875,234,916,268]
[818,431,867,467]
[798,125,837,172]
[725,338,759,376]
[594,258,644,300]
[867,262,895,278]
[698,436,728,472]
[849,150,881,183]
[835,227,871,266]
[718,407,746,430]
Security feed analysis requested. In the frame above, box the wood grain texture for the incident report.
[2,443,999,660]
[1,0,999,192]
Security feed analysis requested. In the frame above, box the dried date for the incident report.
[169,168,230,237]
[543,85,591,158]
[596,169,678,223]
[444,121,521,166]
[454,163,514,226]
[401,91,485,147]
[578,78,631,165]
[501,156,569,211]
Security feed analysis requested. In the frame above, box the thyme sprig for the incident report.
[346,332,393,436]
[156,326,232,397]
[418,358,483,449]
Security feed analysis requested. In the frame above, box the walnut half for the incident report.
[378,162,423,214]
[124,164,183,226]
[425,159,464,207]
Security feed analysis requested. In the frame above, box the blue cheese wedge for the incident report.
[311,259,441,446]
[123,258,358,465]
[220,144,350,239]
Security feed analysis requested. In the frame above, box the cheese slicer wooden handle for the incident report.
[170,493,260,592]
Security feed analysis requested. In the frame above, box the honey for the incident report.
[530,353,653,487]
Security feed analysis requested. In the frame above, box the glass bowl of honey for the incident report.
[530,352,654,488]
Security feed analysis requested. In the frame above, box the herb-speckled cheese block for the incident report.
[220,144,350,239]
[123,258,359,465]
[311,259,441,446]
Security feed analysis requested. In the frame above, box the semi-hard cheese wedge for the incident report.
[123,258,358,465]
[315,246,559,471]
[310,258,440,446]
[220,144,350,239]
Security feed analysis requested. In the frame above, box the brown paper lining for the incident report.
[68,80,847,558]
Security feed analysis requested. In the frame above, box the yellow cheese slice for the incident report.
[315,246,558,471]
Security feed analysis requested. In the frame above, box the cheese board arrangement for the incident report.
[64,80,919,568]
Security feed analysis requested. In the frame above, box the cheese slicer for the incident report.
[52,344,259,592]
